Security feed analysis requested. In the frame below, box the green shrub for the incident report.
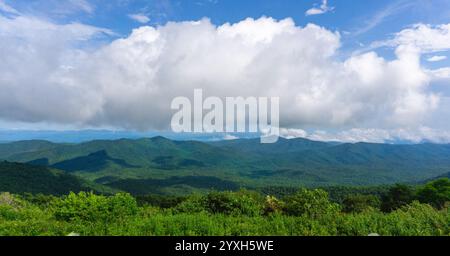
[0,192,22,208]
[175,190,264,216]
[336,201,449,236]
[264,195,285,215]
[381,184,415,212]
[52,192,138,223]
[283,189,340,218]
[21,193,58,208]
[0,192,49,222]
[342,194,381,213]
[204,190,263,216]
[108,193,139,220]
[384,201,448,236]
[0,187,448,236]
[174,193,207,214]
[417,178,450,209]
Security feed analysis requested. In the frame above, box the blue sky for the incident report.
[1,0,450,143]
[6,0,450,64]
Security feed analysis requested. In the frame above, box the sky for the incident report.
[1,0,450,143]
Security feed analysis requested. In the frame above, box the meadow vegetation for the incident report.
[0,178,448,236]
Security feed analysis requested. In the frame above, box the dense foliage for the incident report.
[0,179,448,236]
[0,161,77,195]
[0,161,112,195]
[417,179,450,209]
[2,138,450,191]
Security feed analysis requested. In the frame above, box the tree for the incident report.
[381,184,415,212]
[416,178,450,209]
[174,193,207,214]
[283,189,340,218]
[342,194,381,213]
[204,190,264,216]
[174,190,264,216]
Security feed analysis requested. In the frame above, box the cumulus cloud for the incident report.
[374,23,450,53]
[305,0,334,16]
[0,14,113,125]
[86,18,438,130]
[129,13,150,23]
[0,13,448,142]
[395,24,450,52]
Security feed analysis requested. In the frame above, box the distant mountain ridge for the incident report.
[0,137,449,194]
[209,137,333,155]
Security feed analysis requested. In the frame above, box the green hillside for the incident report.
[1,137,450,194]
[0,140,58,159]
[106,176,240,195]
[209,137,333,155]
[0,161,115,195]
[3,137,248,169]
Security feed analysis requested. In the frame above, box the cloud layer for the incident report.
[0,13,449,142]
[280,127,450,144]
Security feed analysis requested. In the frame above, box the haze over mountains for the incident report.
[1,136,449,195]
[0,130,258,143]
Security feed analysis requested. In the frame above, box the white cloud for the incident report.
[0,0,19,15]
[308,129,392,143]
[395,24,450,52]
[428,67,450,80]
[427,55,447,62]
[0,14,447,141]
[279,127,450,144]
[306,127,450,144]
[305,0,334,16]
[280,128,308,139]
[376,23,450,53]
[129,13,150,24]
[223,134,238,140]
[0,14,113,124]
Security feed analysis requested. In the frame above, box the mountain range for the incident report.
[0,136,449,195]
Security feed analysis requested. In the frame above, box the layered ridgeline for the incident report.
[1,136,450,195]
